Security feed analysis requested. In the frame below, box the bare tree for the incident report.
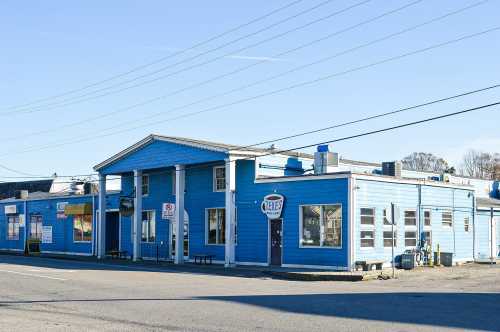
[401,152,449,173]
[459,150,500,179]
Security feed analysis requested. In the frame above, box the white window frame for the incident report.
[73,214,93,243]
[213,166,226,192]
[136,210,155,243]
[404,209,417,226]
[383,208,392,226]
[205,207,226,245]
[7,215,20,241]
[423,230,432,246]
[30,214,43,241]
[359,207,375,249]
[442,211,453,228]
[423,210,432,227]
[383,230,397,248]
[141,174,149,197]
[299,204,342,249]
[404,230,418,248]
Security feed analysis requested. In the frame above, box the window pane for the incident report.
[218,209,226,244]
[404,210,416,226]
[74,216,83,242]
[323,205,341,247]
[424,210,431,226]
[82,215,92,242]
[141,218,148,242]
[405,231,417,247]
[383,231,396,247]
[302,206,320,246]
[142,175,149,195]
[208,209,217,244]
[442,212,453,226]
[360,208,374,225]
[149,213,155,242]
[214,167,226,191]
[383,209,391,225]
[423,231,432,246]
[360,231,374,247]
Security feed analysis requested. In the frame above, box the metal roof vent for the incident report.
[382,161,402,178]
[314,145,339,175]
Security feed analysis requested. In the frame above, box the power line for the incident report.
[1,0,426,142]
[4,0,370,116]
[2,88,498,183]
[0,0,306,112]
[11,24,494,157]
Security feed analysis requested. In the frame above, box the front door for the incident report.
[270,219,282,266]
[105,212,120,253]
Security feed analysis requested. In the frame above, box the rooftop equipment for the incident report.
[314,145,339,175]
[382,161,402,178]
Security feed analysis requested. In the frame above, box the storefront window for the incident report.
[141,211,155,242]
[301,205,341,248]
[73,215,92,242]
[7,216,20,240]
[207,208,225,244]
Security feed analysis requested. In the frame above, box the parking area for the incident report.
[0,255,499,331]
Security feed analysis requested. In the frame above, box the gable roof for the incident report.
[93,134,314,171]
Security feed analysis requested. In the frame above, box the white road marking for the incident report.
[27,269,76,273]
[0,269,67,281]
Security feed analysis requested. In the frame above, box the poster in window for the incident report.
[42,226,53,244]
[57,202,68,219]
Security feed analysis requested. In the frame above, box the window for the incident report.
[442,211,453,227]
[383,208,392,225]
[383,230,397,247]
[30,215,43,240]
[360,231,375,248]
[360,208,375,225]
[424,210,431,226]
[404,210,417,226]
[423,231,432,246]
[7,216,20,240]
[464,217,470,232]
[301,205,342,248]
[73,215,92,242]
[141,210,155,242]
[207,208,226,245]
[213,166,226,192]
[142,174,149,196]
[405,231,417,247]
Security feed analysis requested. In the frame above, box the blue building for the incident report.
[1,134,499,270]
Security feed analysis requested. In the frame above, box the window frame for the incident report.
[404,230,418,248]
[141,174,149,197]
[360,230,375,248]
[404,209,417,226]
[7,215,20,241]
[360,207,375,225]
[30,214,43,241]
[205,207,226,245]
[213,166,226,192]
[73,214,93,243]
[442,211,453,228]
[141,210,156,243]
[299,204,342,249]
[423,210,432,227]
[383,230,397,248]
[423,230,432,246]
[359,207,375,249]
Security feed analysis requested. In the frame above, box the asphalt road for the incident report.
[0,255,499,332]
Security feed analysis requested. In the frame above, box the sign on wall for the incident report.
[42,226,53,244]
[261,194,285,220]
[57,202,68,219]
[162,203,176,219]
[4,205,17,215]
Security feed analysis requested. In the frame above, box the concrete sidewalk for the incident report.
[0,250,393,281]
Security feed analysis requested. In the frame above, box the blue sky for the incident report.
[0,0,499,179]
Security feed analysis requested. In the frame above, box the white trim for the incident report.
[255,173,350,183]
[349,176,356,271]
[205,207,226,246]
[213,166,226,192]
[0,248,23,252]
[282,263,349,271]
[298,204,343,249]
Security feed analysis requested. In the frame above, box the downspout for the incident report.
[92,193,96,257]
[452,189,456,257]
[472,192,476,260]
[417,184,422,248]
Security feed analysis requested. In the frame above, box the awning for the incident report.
[64,203,92,215]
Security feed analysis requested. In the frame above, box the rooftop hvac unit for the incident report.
[314,145,339,175]
[382,161,402,178]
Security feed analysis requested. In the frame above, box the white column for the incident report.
[175,165,185,264]
[97,174,106,259]
[133,169,142,261]
[225,157,236,267]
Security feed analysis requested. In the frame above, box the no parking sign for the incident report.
[162,203,175,220]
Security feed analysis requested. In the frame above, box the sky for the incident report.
[0,0,499,180]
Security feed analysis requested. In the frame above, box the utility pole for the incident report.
[391,202,396,279]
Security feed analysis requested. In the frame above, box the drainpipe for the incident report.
[452,189,456,257]
[92,193,96,257]
[23,199,28,254]
[472,193,476,260]
[417,184,422,249]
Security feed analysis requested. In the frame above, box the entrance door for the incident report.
[170,211,189,259]
[105,211,120,253]
[270,219,283,266]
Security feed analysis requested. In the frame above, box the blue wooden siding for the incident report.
[236,160,350,268]
[0,202,25,251]
[355,179,475,265]
[100,140,227,175]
